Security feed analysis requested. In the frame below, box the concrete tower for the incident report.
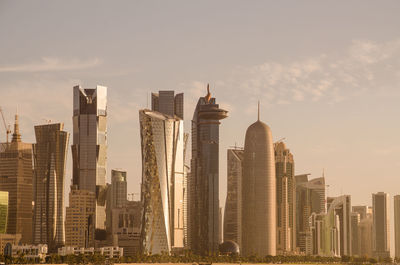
[189,84,228,254]
[394,195,400,259]
[242,104,276,256]
[372,192,390,259]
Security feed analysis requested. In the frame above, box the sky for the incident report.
[1,0,400,252]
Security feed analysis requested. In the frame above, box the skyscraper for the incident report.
[139,90,186,254]
[189,85,228,254]
[395,195,400,259]
[111,169,127,208]
[33,123,69,251]
[241,109,276,256]
[223,148,243,249]
[295,174,325,253]
[372,192,390,259]
[72,85,108,239]
[327,195,352,256]
[0,114,33,244]
[350,212,360,256]
[353,205,373,257]
[275,141,296,254]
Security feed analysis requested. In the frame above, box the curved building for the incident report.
[242,116,276,256]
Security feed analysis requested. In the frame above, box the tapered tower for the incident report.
[242,105,276,256]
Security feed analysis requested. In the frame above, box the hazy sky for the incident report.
[1,0,400,250]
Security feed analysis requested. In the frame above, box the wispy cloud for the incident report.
[0,57,102,73]
[186,38,400,116]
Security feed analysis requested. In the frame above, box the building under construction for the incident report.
[0,114,33,244]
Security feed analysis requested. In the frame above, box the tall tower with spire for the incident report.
[242,103,276,256]
[189,84,228,254]
[0,113,33,243]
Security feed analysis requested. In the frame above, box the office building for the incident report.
[32,123,69,251]
[242,109,276,256]
[110,200,142,256]
[151,90,184,119]
[327,195,352,256]
[351,212,360,256]
[0,114,33,244]
[372,192,390,259]
[189,85,228,254]
[295,174,325,253]
[111,169,127,208]
[275,141,296,254]
[223,148,244,248]
[139,90,186,254]
[353,205,373,257]
[0,191,8,234]
[65,186,96,248]
[395,195,400,259]
[71,85,108,238]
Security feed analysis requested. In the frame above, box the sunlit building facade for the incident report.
[0,191,8,234]
[0,115,33,244]
[242,114,276,256]
[189,86,228,254]
[372,192,390,259]
[139,92,185,254]
[395,195,400,259]
[72,85,107,238]
[275,141,296,254]
[295,174,325,253]
[223,148,243,249]
[32,123,69,251]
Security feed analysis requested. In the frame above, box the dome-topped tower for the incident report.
[241,104,276,256]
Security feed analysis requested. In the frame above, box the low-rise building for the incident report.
[0,233,21,253]
[10,244,48,261]
[58,246,123,259]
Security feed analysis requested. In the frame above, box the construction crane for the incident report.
[0,107,11,143]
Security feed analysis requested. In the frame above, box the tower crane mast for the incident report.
[0,107,11,143]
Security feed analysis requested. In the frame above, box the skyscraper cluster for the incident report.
[0,83,400,261]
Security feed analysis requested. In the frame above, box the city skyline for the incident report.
[1,0,400,257]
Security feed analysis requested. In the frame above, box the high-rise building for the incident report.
[189,85,228,254]
[372,192,390,259]
[0,191,8,234]
[275,141,296,254]
[139,90,186,254]
[395,195,400,259]
[32,123,69,251]
[65,186,96,248]
[242,110,276,256]
[372,193,390,258]
[353,205,373,257]
[351,212,360,256]
[327,195,352,256]
[309,195,351,257]
[223,148,243,249]
[71,85,108,239]
[111,169,127,208]
[0,115,33,244]
[295,174,325,253]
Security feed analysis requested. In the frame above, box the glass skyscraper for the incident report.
[139,90,185,254]
[72,85,107,239]
[189,85,227,254]
[33,123,69,251]
[0,191,8,234]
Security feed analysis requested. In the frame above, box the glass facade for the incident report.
[189,88,227,255]
[0,191,8,234]
[32,123,69,251]
[72,85,107,236]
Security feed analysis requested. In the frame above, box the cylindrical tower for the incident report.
[242,119,276,256]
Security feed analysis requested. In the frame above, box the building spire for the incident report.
[257,101,260,121]
[205,83,211,103]
[11,113,21,143]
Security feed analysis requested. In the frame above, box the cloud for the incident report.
[186,38,400,117]
[0,57,102,73]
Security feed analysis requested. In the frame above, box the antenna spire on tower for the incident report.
[257,101,260,121]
